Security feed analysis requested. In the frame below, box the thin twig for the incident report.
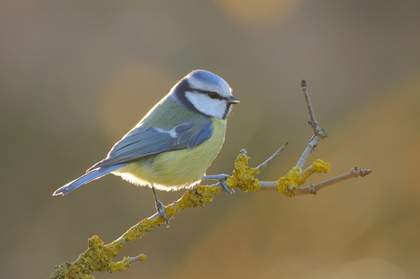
[256,142,288,171]
[295,80,327,169]
[301,80,319,133]
[297,167,374,195]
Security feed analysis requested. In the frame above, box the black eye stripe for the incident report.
[194,89,226,100]
[207,92,220,99]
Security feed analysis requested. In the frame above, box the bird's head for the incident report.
[172,70,239,119]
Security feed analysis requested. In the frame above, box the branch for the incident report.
[296,167,374,195]
[49,186,220,279]
[295,80,327,169]
[49,80,373,279]
[258,166,374,194]
[256,143,288,171]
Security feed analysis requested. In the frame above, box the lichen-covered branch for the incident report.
[49,186,220,279]
[49,80,373,278]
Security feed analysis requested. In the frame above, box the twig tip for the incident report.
[239,149,248,156]
[360,168,374,176]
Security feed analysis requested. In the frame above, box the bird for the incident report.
[53,69,239,224]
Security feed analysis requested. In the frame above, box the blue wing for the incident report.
[88,118,213,170]
[53,118,213,196]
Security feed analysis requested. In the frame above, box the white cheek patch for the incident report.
[185,91,227,119]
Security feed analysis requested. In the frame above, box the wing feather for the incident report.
[88,118,213,170]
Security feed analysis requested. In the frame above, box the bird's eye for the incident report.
[207,92,220,99]
[194,89,224,100]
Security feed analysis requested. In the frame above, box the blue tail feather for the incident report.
[52,164,125,196]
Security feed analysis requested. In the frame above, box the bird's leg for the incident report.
[151,185,170,227]
[201,174,233,194]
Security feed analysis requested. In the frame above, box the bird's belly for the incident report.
[113,119,226,191]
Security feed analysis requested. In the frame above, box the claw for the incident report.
[219,179,234,194]
[151,186,171,227]
[202,174,234,194]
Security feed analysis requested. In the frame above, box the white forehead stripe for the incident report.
[187,71,231,98]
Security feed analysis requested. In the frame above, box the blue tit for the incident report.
[53,69,239,222]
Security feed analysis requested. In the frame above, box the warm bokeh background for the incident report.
[1,1,419,278]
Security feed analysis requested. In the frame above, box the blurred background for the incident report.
[1,0,419,278]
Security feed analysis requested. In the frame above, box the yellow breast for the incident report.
[113,118,227,191]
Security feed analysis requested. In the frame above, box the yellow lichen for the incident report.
[79,235,112,272]
[50,226,152,278]
[164,205,177,219]
[277,159,331,197]
[276,167,305,197]
[311,159,331,174]
[226,153,260,192]
[107,254,146,273]
[175,186,220,211]
[119,218,157,243]
[108,257,132,272]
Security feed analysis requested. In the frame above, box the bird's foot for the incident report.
[202,174,234,194]
[151,186,171,227]
[154,198,171,227]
